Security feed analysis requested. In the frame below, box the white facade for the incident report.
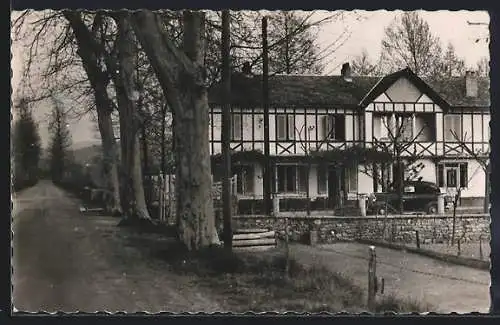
[209,75,490,205]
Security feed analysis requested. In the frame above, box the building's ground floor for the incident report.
[212,157,488,211]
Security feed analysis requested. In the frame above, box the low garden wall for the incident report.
[233,213,491,245]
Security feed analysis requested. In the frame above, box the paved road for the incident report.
[12,180,221,313]
[291,242,490,313]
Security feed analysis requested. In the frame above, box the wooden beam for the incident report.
[234,228,269,234]
[233,238,276,247]
[262,16,272,216]
[234,245,276,252]
[233,231,275,240]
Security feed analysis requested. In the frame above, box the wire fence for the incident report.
[315,245,489,286]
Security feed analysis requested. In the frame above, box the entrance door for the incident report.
[327,165,344,209]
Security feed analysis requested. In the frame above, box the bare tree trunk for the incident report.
[140,123,151,205]
[132,134,150,219]
[130,10,215,250]
[96,109,122,214]
[63,12,122,214]
[115,13,152,221]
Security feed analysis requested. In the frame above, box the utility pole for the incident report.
[221,10,233,250]
[262,16,272,216]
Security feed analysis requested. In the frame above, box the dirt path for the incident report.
[290,243,490,313]
[12,180,221,313]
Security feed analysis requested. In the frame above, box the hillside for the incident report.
[72,144,102,165]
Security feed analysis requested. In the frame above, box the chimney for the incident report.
[341,62,352,82]
[242,62,252,77]
[465,70,478,98]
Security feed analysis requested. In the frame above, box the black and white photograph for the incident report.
[10,8,494,314]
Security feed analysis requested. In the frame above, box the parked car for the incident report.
[366,181,452,215]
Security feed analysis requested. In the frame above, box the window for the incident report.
[231,114,242,140]
[234,165,254,195]
[277,165,307,193]
[437,162,468,188]
[444,115,462,141]
[317,164,328,194]
[379,113,413,141]
[276,114,295,141]
[375,163,392,192]
[398,115,414,140]
[345,165,358,193]
[322,114,346,140]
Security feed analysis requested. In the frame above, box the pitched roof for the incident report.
[425,76,490,107]
[208,73,381,108]
[359,68,450,109]
[208,69,490,109]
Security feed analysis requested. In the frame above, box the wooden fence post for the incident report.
[368,246,377,311]
[415,230,420,249]
[479,235,484,260]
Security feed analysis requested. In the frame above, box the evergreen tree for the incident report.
[12,97,42,190]
[48,95,72,184]
[267,11,324,74]
[351,49,382,76]
[434,43,466,78]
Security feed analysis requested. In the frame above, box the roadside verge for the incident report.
[357,239,490,271]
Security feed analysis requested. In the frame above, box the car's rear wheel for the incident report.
[426,202,438,215]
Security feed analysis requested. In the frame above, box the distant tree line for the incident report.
[11,98,42,191]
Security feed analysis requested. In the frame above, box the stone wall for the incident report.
[233,213,491,245]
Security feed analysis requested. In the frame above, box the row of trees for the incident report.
[13,9,349,250]
[11,93,73,191]
[11,98,42,191]
[351,12,489,78]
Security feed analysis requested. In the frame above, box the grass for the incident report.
[375,295,433,314]
[153,244,432,313]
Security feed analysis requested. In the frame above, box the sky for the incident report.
[10,10,490,149]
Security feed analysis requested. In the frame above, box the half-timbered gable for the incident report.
[208,64,490,209]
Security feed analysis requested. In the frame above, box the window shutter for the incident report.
[298,165,307,192]
[317,165,327,194]
[454,116,462,141]
[287,115,295,140]
[237,114,242,140]
[277,165,285,192]
[380,115,388,139]
[231,114,242,140]
[444,116,451,141]
[402,115,413,140]
[286,166,296,192]
[329,115,335,139]
[459,163,468,188]
[437,164,444,187]
[277,115,286,140]
[444,115,461,141]
[322,116,329,139]
[336,115,346,141]
[271,165,277,193]
[347,165,358,193]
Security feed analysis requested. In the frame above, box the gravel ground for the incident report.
[290,242,490,313]
[12,181,222,313]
